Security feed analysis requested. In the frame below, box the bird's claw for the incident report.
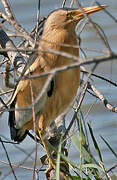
[45,158,56,180]
[45,156,69,180]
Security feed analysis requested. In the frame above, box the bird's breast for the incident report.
[39,65,80,130]
[38,33,80,130]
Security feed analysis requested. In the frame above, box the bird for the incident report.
[8,5,107,179]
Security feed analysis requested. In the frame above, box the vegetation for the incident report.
[0,0,117,179]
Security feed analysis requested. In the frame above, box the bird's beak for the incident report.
[72,5,107,21]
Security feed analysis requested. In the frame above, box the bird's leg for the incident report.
[38,129,56,178]
[38,129,69,180]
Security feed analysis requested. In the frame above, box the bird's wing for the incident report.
[11,57,41,103]
[8,56,49,141]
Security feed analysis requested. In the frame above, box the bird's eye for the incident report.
[66,12,73,20]
[66,13,70,19]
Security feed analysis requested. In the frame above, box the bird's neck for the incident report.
[38,28,78,69]
[40,28,77,49]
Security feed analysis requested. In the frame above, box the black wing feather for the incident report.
[8,99,27,142]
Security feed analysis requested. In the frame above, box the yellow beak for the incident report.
[72,5,107,20]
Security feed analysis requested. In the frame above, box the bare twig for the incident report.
[35,0,40,43]
[63,61,98,139]
[81,70,117,87]
[0,138,18,144]
[62,0,67,8]
[29,75,38,180]
[0,28,26,74]
[0,1,117,180]
[95,1,117,24]
[87,82,117,112]
[75,0,112,55]
[23,53,117,82]
[0,137,17,180]
[63,83,88,139]
[0,135,34,160]
[1,0,34,47]
[1,52,117,114]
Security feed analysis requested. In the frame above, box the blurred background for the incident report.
[0,0,117,179]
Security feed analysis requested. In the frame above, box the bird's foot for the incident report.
[38,130,69,179]
[45,158,56,179]
[45,154,69,180]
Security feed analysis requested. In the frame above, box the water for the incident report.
[0,0,117,179]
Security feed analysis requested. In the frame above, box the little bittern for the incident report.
[9,5,106,179]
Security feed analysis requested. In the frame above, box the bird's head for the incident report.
[43,5,107,32]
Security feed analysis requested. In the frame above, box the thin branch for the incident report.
[1,53,117,114]
[0,44,107,54]
[0,137,17,180]
[0,135,34,160]
[96,1,117,24]
[27,131,41,144]
[63,62,98,139]
[1,0,34,47]
[0,138,18,144]
[29,75,38,180]
[87,81,117,112]
[2,149,36,180]
[75,0,112,55]
[0,28,26,73]
[81,70,117,87]
[62,0,67,8]
[99,162,117,179]
[0,97,9,109]
[23,53,117,82]
[35,0,40,43]
[0,160,42,173]
[63,83,88,139]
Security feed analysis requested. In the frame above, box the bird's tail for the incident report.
[8,100,27,143]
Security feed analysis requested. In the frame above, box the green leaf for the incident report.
[76,114,86,146]
[71,176,92,180]
[101,136,117,158]
[71,134,95,164]
[88,123,103,162]
[81,163,102,170]
[70,176,86,180]
[61,153,102,171]
[56,138,62,180]
[70,176,80,180]
[87,124,108,179]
